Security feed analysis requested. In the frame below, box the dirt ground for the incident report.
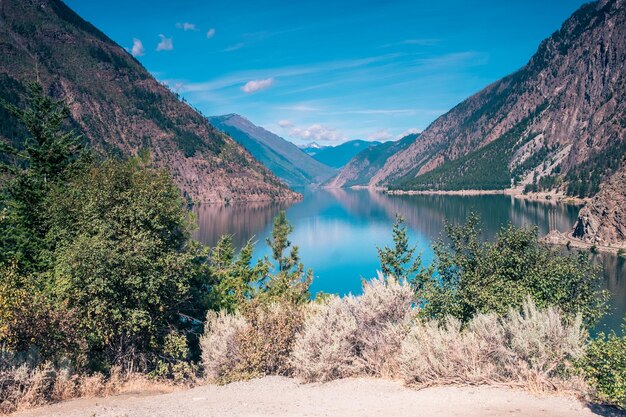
[13,376,621,417]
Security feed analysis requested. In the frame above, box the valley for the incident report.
[1,0,625,415]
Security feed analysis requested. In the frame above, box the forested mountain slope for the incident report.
[328,134,418,188]
[0,0,297,203]
[371,0,624,197]
[311,139,381,169]
[208,114,336,187]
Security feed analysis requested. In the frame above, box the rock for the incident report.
[572,167,626,246]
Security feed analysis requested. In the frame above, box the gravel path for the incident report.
[13,376,614,417]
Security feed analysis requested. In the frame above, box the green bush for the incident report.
[578,328,626,408]
[46,158,201,370]
[413,214,607,325]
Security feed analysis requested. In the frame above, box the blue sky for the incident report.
[66,0,588,145]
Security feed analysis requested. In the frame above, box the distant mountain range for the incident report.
[327,134,418,188]
[208,114,337,187]
[300,142,327,155]
[334,0,625,200]
[0,0,296,203]
[307,140,381,169]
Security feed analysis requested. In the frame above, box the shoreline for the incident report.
[383,188,587,205]
[542,230,626,254]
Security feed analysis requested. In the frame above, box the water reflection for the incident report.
[193,188,623,333]
[194,200,291,248]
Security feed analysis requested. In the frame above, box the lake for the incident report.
[194,188,626,333]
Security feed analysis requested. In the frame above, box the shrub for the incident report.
[200,311,247,384]
[577,329,626,408]
[290,296,359,382]
[234,301,305,379]
[291,276,415,381]
[398,299,586,392]
[0,349,156,414]
[200,302,305,384]
[415,214,606,325]
[47,158,200,371]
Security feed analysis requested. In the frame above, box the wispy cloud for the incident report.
[224,42,245,52]
[206,28,216,38]
[241,78,274,93]
[156,34,173,51]
[131,38,144,57]
[173,54,401,95]
[176,22,197,31]
[367,129,394,141]
[325,108,417,116]
[277,104,321,112]
[278,120,294,128]
[396,127,421,139]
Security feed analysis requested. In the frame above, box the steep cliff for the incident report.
[363,0,624,197]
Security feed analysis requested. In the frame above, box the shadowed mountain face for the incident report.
[310,140,381,169]
[328,134,418,188]
[208,114,337,187]
[0,0,297,203]
[359,0,624,195]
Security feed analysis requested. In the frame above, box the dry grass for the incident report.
[0,351,173,415]
[200,302,305,384]
[398,299,587,393]
[291,276,416,381]
[200,310,248,383]
[199,279,590,399]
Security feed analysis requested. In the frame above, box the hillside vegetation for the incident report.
[0,0,296,203]
[333,0,625,199]
[208,114,336,187]
[1,87,622,410]
[310,140,381,169]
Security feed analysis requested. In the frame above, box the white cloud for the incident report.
[286,123,345,142]
[241,78,274,94]
[131,38,144,57]
[396,128,421,139]
[278,120,293,128]
[224,42,245,52]
[368,129,394,141]
[176,22,197,31]
[206,28,216,38]
[156,34,173,51]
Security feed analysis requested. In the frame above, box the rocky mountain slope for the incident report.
[328,133,418,188]
[208,114,336,187]
[310,139,381,169]
[353,0,624,196]
[0,0,297,203]
[572,165,626,247]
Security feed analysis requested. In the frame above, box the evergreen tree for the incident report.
[263,211,312,304]
[206,235,270,312]
[377,214,429,283]
[0,82,86,271]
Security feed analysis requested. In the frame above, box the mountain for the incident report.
[572,165,626,247]
[207,114,337,187]
[300,142,328,156]
[328,134,418,188]
[360,0,625,196]
[0,0,297,203]
[310,140,381,169]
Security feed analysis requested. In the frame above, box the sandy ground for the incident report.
[13,376,617,417]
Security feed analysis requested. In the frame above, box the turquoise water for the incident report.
[194,188,625,333]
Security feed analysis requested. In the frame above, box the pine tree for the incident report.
[263,211,312,304]
[377,214,428,282]
[0,82,87,271]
